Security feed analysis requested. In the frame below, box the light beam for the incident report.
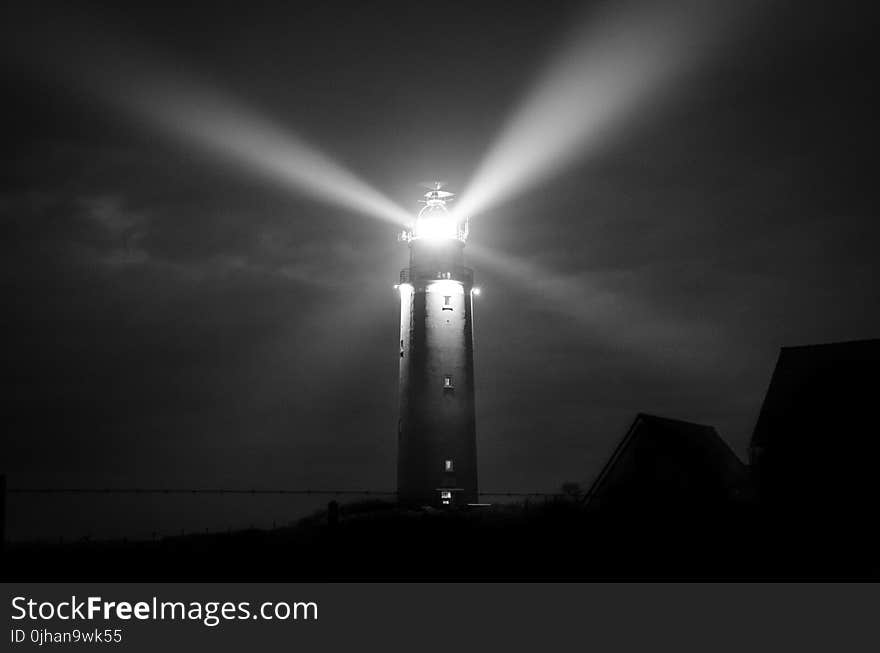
[456,0,755,220]
[124,82,411,226]
[10,12,410,227]
[467,242,729,372]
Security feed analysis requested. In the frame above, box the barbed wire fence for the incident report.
[0,474,564,546]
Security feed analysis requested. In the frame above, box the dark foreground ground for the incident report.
[3,499,878,581]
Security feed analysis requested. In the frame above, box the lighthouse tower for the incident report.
[396,185,478,507]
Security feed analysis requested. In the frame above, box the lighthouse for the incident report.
[396,185,478,507]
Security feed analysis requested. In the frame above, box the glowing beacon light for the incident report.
[400,185,469,244]
[396,184,478,509]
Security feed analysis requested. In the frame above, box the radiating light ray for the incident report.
[456,0,754,220]
[9,12,410,227]
[467,242,727,372]
[121,82,411,226]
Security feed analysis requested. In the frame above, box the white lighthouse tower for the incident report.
[396,185,478,507]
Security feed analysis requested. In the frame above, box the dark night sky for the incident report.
[3,1,878,537]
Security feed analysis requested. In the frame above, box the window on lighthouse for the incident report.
[444,459,454,472]
[443,375,454,389]
[442,295,453,310]
[440,490,452,506]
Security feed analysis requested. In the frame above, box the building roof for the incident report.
[584,413,747,511]
[749,338,880,509]
[750,338,880,451]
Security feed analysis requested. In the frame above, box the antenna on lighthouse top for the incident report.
[421,181,455,205]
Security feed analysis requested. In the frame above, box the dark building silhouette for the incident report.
[584,413,748,513]
[749,339,880,517]
[396,187,478,507]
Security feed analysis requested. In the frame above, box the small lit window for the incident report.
[442,295,453,311]
[443,375,454,389]
[444,459,454,472]
[441,491,452,499]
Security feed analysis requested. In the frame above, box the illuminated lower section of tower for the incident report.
[396,187,478,507]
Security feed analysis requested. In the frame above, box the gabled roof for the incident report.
[748,338,880,508]
[584,413,746,509]
[750,338,880,452]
